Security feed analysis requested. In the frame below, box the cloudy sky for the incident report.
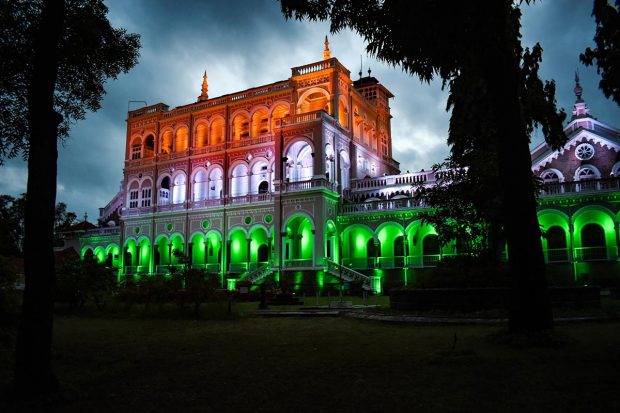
[2,0,620,222]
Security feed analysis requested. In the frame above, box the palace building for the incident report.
[71,40,620,292]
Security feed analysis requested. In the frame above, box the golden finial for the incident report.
[323,35,331,60]
[198,70,209,101]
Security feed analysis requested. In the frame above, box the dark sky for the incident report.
[2,0,619,222]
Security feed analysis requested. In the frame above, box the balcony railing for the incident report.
[190,199,225,209]
[291,58,350,76]
[276,110,323,128]
[275,177,337,193]
[350,170,436,191]
[84,227,121,236]
[124,265,149,275]
[341,198,427,214]
[229,193,273,205]
[574,246,618,262]
[191,143,226,155]
[540,177,620,197]
[545,248,570,263]
[227,134,273,149]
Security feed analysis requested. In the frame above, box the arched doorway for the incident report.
[581,223,606,260]
[422,234,440,267]
[283,215,314,268]
[545,226,568,262]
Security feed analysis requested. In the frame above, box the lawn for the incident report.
[1,307,619,412]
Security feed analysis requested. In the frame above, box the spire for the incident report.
[574,70,583,101]
[323,35,331,60]
[197,70,209,102]
[359,55,363,79]
[572,69,590,119]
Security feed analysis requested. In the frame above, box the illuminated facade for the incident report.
[77,44,620,292]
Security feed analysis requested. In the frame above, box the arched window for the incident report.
[193,170,207,201]
[130,137,142,160]
[172,173,186,204]
[175,127,188,152]
[251,160,270,194]
[582,224,605,248]
[271,103,289,131]
[127,181,139,209]
[394,236,405,257]
[339,150,350,190]
[257,244,269,262]
[231,164,249,196]
[258,181,269,194]
[143,135,155,158]
[251,108,269,137]
[546,226,566,249]
[208,167,223,199]
[581,223,606,260]
[575,165,601,192]
[210,118,224,145]
[159,176,171,205]
[285,141,313,182]
[140,179,152,208]
[541,169,562,184]
[232,114,249,141]
[423,234,440,255]
[298,90,329,114]
[577,167,597,181]
[195,124,208,148]
[161,131,173,154]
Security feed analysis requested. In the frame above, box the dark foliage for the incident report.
[581,0,620,106]
[0,0,141,162]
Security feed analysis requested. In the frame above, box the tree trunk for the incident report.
[14,0,65,397]
[487,1,553,332]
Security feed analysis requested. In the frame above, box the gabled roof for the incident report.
[531,82,620,172]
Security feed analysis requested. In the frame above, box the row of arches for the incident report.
[129,102,291,159]
[126,139,324,209]
[539,206,620,262]
[540,161,620,184]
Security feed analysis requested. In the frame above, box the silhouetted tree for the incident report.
[0,0,140,398]
[0,194,26,256]
[280,0,566,331]
[581,0,620,106]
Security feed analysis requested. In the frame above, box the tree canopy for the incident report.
[581,0,620,106]
[0,0,140,162]
[280,0,565,331]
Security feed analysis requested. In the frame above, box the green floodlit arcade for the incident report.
[62,49,620,293]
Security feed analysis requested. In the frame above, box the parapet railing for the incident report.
[291,58,350,76]
[227,133,273,149]
[340,198,427,214]
[84,226,121,236]
[351,170,436,191]
[540,177,620,197]
[274,177,337,193]
[158,81,290,120]
[325,260,372,290]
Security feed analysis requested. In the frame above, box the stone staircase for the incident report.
[241,264,273,284]
[325,260,373,291]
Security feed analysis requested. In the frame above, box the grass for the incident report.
[1,305,620,412]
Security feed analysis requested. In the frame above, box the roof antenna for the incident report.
[359,55,363,79]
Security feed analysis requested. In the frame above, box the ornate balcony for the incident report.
[340,198,426,214]
[540,177,620,197]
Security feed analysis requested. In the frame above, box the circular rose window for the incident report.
[575,143,594,160]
